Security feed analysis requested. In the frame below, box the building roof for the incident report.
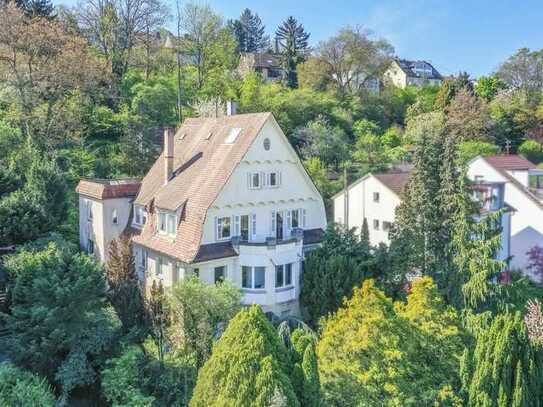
[374,172,411,196]
[484,155,538,171]
[242,52,282,69]
[479,155,543,211]
[395,59,442,80]
[76,179,141,200]
[132,112,273,263]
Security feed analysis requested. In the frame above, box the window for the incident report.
[225,128,242,144]
[216,217,231,240]
[240,215,249,241]
[134,205,147,226]
[383,221,392,231]
[276,264,293,288]
[373,219,380,230]
[156,257,164,277]
[251,214,257,239]
[242,266,265,289]
[263,138,271,150]
[242,266,253,288]
[86,201,93,221]
[159,212,177,236]
[214,266,225,283]
[268,172,281,187]
[275,211,284,240]
[193,268,199,278]
[530,174,543,189]
[373,192,380,202]
[291,209,300,229]
[140,249,148,269]
[112,209,118,225]
[87,238,94,255]
[248,172,262,189]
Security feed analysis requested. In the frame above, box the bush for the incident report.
[519,139,543,164]
[0,364,56,406]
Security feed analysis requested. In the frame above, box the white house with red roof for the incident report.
[468,155,543,274]
[77,112,327,317]
[333,168,512,265]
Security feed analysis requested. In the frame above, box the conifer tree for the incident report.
[190,306,300,407]
[460,312,543,406]
[229,8,269,52]
[106,235,145,333]
[275,16,310,88]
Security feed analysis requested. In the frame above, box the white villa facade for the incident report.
[77,112,327,317]
[468,155,543,273]
[333,169,512,264]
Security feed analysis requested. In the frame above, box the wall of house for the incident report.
[201,119,327,244]
[383,63,407,88]
[79,195,133,263]
[406,77,442,87]
[333,176,402,246]
[468,158,543,271]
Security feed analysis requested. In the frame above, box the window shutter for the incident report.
[234,215,240,236]
[251,214,257,239]
[260,172,265,188]
[302,209,307,228]
[247,173,251,188]
[271,210,276,237]
[214,216,218,241]
[286,210,292,237]
[278,172,282,186]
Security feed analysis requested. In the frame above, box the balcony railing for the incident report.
[231,228,304,249]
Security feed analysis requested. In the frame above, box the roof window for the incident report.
[224,128,242,144]
[204,132,213,140]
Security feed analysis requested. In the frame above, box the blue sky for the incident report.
[55,0,543,78]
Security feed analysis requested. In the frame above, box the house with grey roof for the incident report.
[384,58,443,88]
[238,52,284,82]
[76,112,327,317]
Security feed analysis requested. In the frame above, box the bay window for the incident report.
[275,263,293,288]
[242,266,266,289]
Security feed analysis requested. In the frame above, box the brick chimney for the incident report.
[164,128,174,185]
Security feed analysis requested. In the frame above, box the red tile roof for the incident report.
[76,179,141,200]
[374,172,411,196]
[484,155,537,171]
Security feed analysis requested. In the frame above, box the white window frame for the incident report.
[216,216,232,241]
[242,265,266,290]
[156,257,164,278]
[251,214,257,240]
[268,171,281,188]
[112,209,118,225]
[275,263,293,288]
[248,172,263,189]
[158,211,177,237]
[86,200,93,221]
[373,192,380,203]
[214,265,226,283]
[133,204,147,227]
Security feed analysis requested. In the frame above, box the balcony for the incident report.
[470,182,505,213]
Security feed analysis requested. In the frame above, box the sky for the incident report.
[54,0,543,78]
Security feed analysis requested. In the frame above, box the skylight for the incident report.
[224,128,242,144]
[204,132,213,140]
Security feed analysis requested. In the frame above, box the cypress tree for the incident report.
[190,306,299,407]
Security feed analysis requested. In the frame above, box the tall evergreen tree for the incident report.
[460,312,543,406]
[7,0,55,18]
[275,16,310,88]
[190,306,300,406]
[229,8,269,53]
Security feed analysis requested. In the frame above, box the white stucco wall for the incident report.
[468,158,543,271]
[333,175,402,246]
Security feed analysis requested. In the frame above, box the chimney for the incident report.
[164,128,174,185]
[226,100,238,116]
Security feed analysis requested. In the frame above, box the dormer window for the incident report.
[158,211,177,237]
[134,205,147,227]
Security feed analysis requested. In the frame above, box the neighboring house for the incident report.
[468,155,543,274]
[77,112,327,317]
[384,59,443,88]
[238,53,284,82]
[333,171,410,247]
[333,169,512,264]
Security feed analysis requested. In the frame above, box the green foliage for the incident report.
[318,278,465,406]
[190,305,299,407]
[167,277,242,368]
[458,140,500,164]
[275,16,310,88]
[519,139,543,164]
[2,240,121,400]
[461,312,543,406]
[0,153,68,246]
[300,224,378,327]
[0,364,56,406]
[475,75,506,101]
[303,157,342,202]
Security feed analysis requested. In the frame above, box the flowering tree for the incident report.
[526,245,543,282]
[525,299,543,347]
